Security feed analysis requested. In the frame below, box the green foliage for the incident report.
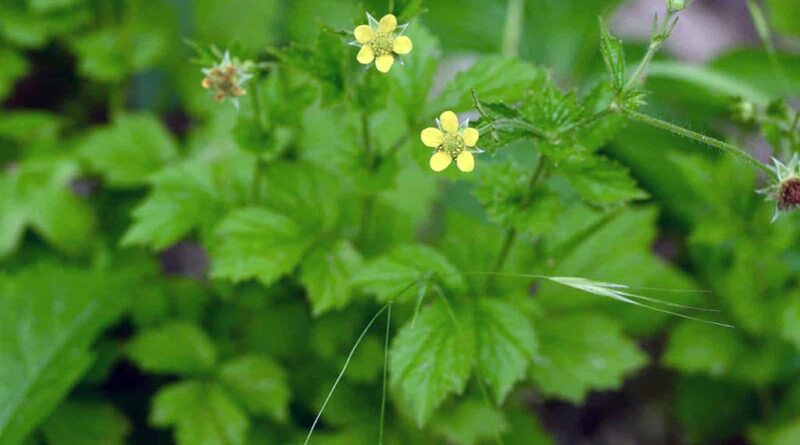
[0,264,130,445]
[528,313,646,402]
[3,1,799,444]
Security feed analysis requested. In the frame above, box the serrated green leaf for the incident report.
[122,154,255,249]
[122,152,253,250]
[210,207,313,286]
[475,299,538,403]
[261,162,343,232]
[529,313,646,403]
[474,161,562,236]
[0,263,129,445]
[126,322,217,375]
[390,301,475,426]
[150,381,248,445]
[300,240,363,315]
[217,355,290,422]
[429,57,543,115]
[430,399,509,445]
[598,18,625,92]
[41,399,130,445]
[79,114,178,188]
[353,244,464,303]
[558,154,648,205]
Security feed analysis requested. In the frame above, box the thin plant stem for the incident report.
[621,107,775,179]
[304,283,414,445]
[304,304,390,445]
[623,11,675,92]
[378,304,392,445]
[501,0,525,57]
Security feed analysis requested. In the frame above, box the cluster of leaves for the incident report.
[3,0,800,444]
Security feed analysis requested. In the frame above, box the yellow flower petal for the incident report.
[354,25,375,44]
[375,54,395,73]
[379,14,397,33]
[357,45,375,65]
[421,127,444,147]
[456,151,475,172]
[393,35,413,55]
[462,127,479,147]
[439,111,459,132]
[430,151,452,172]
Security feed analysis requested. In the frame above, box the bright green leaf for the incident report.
[217,355,290,422]
[210,207,313,286]
[390,301,475,426]
[475,299,538,403]
[300,240,363,316]
[126,322,217,375]
[151,380,248,445]
[430,399,509,445]
[529,313,646,403]
[79,114,178,188]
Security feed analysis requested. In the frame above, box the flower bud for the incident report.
[667,0,692,12]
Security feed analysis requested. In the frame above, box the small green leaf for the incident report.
[529,313,646,402]
[217,355,290,422]
[300,240,363,315]
[390,301,475,426]
[353,244,464,303]
[558,154,648,205]
[42,400,131,445]
[122,152,253,250]
[598,18,626,92]
[126,322,217,375]
[475,299,538,403]
[210,207,313,286]
[79,114,178,188]
[150,381,248,445]
[429,57,543,114]
[430,399,509,445]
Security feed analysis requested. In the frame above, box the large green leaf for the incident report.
[217,355,290,422]
[210,207,313,286]
[474,299,538,403]
[300,240,363,316]
[41,399,131,445]
[390,301,475,426]
[0,264,129,445]
[528,313,646,403]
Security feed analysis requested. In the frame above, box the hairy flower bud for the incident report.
[760,154,800,221]
[667,0,692,12]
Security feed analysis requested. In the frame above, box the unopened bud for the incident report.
[667,0,692,12]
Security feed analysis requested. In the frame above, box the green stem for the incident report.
[378,304,392,445]
[621,108,775,178]
[501,0,525,57]
[623,11,675,92]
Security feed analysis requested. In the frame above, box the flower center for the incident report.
[369,32,395,56]
[204,66,245,99]
[779,177,800,210]
[442,131,465,158]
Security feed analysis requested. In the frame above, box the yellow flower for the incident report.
[352,13,413,73]
[420,111,481,173]
[201,51,252,109]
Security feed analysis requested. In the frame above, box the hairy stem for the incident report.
[621,108,775,178]
[623,11,675,92]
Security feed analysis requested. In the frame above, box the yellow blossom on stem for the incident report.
[420,111,482,173]
[200,51,253,108]
[351,13,413,73]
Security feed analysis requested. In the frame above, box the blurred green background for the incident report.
[3,0,800,444]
